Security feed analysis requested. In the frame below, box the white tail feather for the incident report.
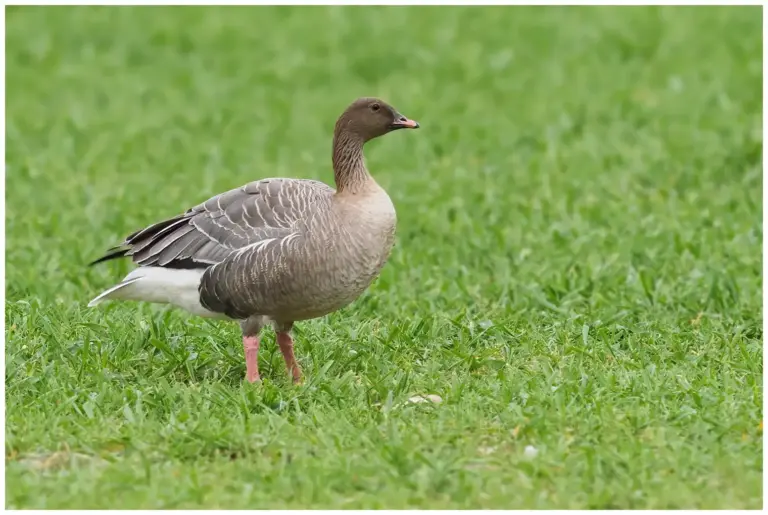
[87,277,142,307]
[88,267,225,319]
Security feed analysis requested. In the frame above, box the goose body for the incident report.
[89,97,419,383]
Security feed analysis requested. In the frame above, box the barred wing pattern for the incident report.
[92,178,335,317]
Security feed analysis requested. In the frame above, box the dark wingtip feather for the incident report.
[88,248,130,267]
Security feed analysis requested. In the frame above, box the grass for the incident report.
[4,5,763,509]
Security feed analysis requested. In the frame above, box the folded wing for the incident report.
[91,178,334,271]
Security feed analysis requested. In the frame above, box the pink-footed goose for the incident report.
[88,98,419,383]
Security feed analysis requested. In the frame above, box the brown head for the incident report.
[334,97,419,142]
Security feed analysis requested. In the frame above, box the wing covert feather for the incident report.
[91,178,334,272]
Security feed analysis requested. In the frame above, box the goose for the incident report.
[88,97,419,384]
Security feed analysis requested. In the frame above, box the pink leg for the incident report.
[242,335,261,383]
[277,332,302,384]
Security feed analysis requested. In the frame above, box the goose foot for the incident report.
[242,335,261,382]
[277,331,302,384]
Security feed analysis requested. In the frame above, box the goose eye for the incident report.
[370,103,380,112]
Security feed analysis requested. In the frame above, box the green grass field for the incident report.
[5,5,763,509]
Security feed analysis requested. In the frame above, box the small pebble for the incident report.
[407,394,443,404]
[478,446,497,456]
